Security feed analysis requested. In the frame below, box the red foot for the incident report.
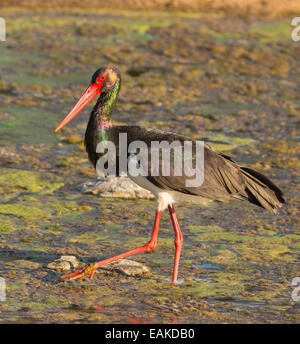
[61,263,98,280]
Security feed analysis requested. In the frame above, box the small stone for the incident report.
[100,259,150,276]
[78,176,154,200]
[46,255,80,272]
[59,256,80,268]
[47,260,71,271]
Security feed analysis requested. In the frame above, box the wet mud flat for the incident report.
[0,6,299,323]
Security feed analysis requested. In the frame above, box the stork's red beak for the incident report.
[55,83,102,132]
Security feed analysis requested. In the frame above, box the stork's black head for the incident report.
[90,66,121,94]
[55,66,121,132]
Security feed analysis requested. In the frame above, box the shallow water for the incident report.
[0,6,299,323]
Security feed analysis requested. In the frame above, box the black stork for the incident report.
[55,66,284,284]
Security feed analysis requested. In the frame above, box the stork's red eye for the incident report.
[96,74,107,84]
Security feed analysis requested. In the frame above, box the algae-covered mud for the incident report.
[0,3,299,323]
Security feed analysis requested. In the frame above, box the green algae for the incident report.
[6,283,22,291]
[0,106,62,145]
[0,49,21,65]
[0,215,16,231]
[21,194,88,217]
[198,26,241,42]
[183,278,244,298]
[189,225,223,234]
[44,298,60,305]
[14,259,40,269]
[1,72,90,88]
[207,134,255,152]
[69,233,100,244]
[187,224,299,265]
[0,204,48,219]
[0,168,63,194]
[249,21,291,43]
[189,224,299,247]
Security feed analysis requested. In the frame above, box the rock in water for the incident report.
[47,255,80,272]
[100,259,150,276]
[78,176,154,199]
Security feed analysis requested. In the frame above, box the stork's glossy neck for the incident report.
[85,79,120,165]
[89,79,120,131]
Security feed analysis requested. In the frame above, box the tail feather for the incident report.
[240,167,285,214]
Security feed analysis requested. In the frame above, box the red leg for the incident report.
[168,204,183,284]
[61,210,162,280]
